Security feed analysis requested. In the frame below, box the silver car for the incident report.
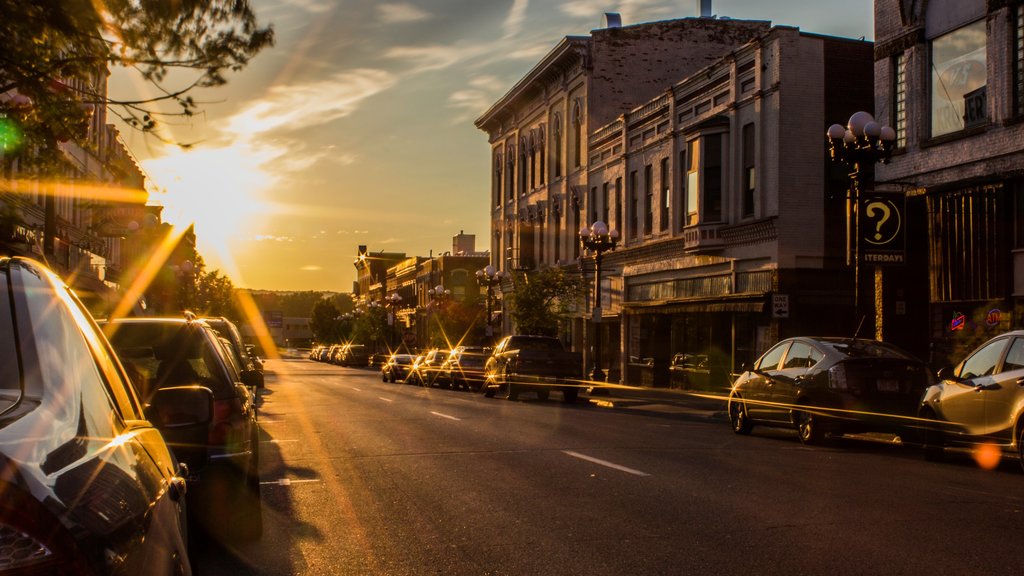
[919,330,1024,467]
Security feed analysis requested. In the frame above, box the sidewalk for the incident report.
[582,383,730,422]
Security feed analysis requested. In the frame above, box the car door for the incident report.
[938,336,1008,440]
[769,341,824,415]
[742,341,789,420]
[980,336,1024,444]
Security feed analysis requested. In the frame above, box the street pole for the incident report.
[579,220,619,386]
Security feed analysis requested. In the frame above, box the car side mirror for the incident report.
[241,369,264,389]
[146,385,213,429]
[937,366,958,382]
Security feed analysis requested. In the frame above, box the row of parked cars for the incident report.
[379,346,492,390]
[309,343,373,367]
[728,334,1024,469]
[0,257,265,576]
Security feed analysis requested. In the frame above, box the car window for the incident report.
[756,342,789,371]
[782,342,822,370]
[0,268,20,414]
[958,338,1007,379]
[10,263,123,446]
[1001,338,1024,373]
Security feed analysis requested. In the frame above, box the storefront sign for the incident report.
[860,193,905,266]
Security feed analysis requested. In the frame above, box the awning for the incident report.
[624,297,765,315]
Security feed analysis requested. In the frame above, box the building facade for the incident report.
[874,0,1024,367]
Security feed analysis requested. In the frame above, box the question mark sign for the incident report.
[866,201,891,241]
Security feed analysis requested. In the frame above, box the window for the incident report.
[529,134,537,190]
[703,134,722,222]
[629,170,639,239]
[676,150,686,232]
[931,20,986,137]
[614,177,622,233]
[538,126,546,185]
[660,157,670,231]
[644,164,653,235]
[756,342,789,371]
[506,143,515,201]
[893,53,907,148]
[554,201,561,263]
[686,141,699,226]
[573,102,583,168]
[494,154,503,207]
[782,342,823,370]
[1016,5,1024,116]
[572,193,581,259]
[553,114,563,178]
[958,337,1006,379]
[602,182,610,225]
[519,137,528,195]
[741,123,755,218]
[589,187,597,225]
[1004,338,1024,372]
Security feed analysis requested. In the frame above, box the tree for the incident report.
[0,0,274,153]
[429,299,485,348]
[309,299,340,344]
[505,267,584,336]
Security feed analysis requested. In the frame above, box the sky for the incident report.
[109,0,873,293]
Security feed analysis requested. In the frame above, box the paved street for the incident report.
[197,359,1024,575]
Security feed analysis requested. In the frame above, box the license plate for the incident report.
[877,379,899,392]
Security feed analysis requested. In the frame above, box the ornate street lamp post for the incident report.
[826,111,896,339]
[475,265,505,340]
[385,292,402,351]
[579,220,619,384]
[426,284,450,347]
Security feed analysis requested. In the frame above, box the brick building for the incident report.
[589,26,873,386]
[873,0,1024,367]
[477,15,874,385]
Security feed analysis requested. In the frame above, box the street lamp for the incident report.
[579,220,619,384]
[426,285,450,348]
[827,111,896,339]
[385,292,402,350]
[476,265,505,340]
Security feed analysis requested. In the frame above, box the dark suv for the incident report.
[203,316,264,388]
[102,316,262,541]
[1,257,200,574]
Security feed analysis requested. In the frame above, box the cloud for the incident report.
[448,75,504,122]
[503,0,530,39]
[225,69,396,138]
[377,2,431,24]
[300,265,323,271]
[254,235,295,242]
[276,0,333,14]
[559,0,672,23]
[382,45,469,73]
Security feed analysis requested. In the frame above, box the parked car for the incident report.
[337,343,371,367]
[444,348,491,391]
[918,331,1024,466]
[483,335,583,402]
[0,256,199,575]
[728,337,932,444]
[668,352,729,391]
[382,353,417,382]
[411,348,451,386]
[102,315,262,541]
[203,316,264,388]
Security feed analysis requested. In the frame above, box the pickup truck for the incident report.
[483,335,583,402]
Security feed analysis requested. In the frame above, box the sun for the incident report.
[142,144,273,267]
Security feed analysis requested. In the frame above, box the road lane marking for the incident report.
[379,397,394,402]
[260,439,299,444]
[260,478,322,486]
[430,411,461,421]
[351,387,362,392]
[258,420,281,424]
[563,450,650,477]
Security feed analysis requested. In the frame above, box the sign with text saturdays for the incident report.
[860,193,906,266]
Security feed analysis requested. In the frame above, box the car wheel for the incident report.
[729,397,753,435]
[562,387,578,404]
[919,407,945,461]
[500,370,518,400]
[1016,421,1024,472]
[382,371,388,382]
[795,408,824,445]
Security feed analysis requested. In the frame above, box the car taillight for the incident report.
[828,364,848,391]
[0,484,92,574]
[208,397,244,446]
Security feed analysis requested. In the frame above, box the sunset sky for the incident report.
[110,0,872,292]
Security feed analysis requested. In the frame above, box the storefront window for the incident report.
[930,20,986,137]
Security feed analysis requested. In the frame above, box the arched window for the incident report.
[519,136,528,195]
[529,130,537,190]
[493,152,503,207]
[552,113,562,178]
[506,141,516,201]
[537,125,546,185]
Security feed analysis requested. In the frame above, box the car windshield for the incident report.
[818,338,915,360]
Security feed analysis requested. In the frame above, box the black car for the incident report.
[382,353,417,383]
[444,349,491,391]
[0,257,200,575]
[203,316,264,388]
[728,337,932,444]
[411,348,450,386]
[102,316,262,541]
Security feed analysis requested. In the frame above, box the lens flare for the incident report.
[973,443,1001,471]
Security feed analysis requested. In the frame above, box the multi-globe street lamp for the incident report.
[826,111,896,339]
[385,292,402,350]
[578,220,619,383]
[475,265,505,339]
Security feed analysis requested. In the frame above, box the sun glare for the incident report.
[142,145,273,266]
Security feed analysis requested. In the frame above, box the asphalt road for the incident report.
[196,358,1024,575]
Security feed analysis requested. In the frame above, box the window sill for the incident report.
[1003,114,1024,128]
[920,124,990,148]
